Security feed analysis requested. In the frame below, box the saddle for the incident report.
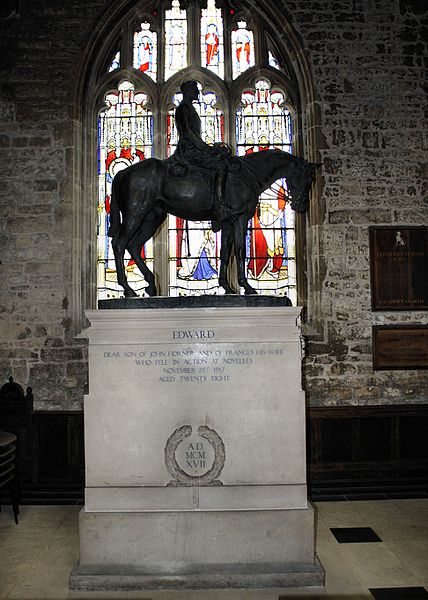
[167,157,213,185]
[167,153,242,231]
[168,160,188,178]
[167,148,241,179]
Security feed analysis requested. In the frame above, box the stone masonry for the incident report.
[302,0,427,405]
[0,0,427,409]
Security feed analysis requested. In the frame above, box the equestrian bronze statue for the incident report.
[108,80,318,297]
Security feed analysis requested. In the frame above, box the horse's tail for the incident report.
[108,175,121,238]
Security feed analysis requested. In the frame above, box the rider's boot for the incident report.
[211,170,230,233]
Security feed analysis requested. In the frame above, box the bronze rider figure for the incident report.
[173,80,234,232]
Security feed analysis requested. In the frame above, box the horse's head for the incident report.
[287,160,319,213]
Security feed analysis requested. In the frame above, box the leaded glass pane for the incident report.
[108,50,120,72]
[97,81,154,300]
[268,50,279,69]
[165,0,187,80]
[133,22,157,81]
[236,80,295,301]
[167,88,224,296]
[201,0,224,78]
[231,21,255,79]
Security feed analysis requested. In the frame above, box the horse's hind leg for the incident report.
[112,229,138,298]
[233,215,257,295]
[112,197,155,297]
[127,210,167,297]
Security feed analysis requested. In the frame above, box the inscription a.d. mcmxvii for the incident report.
[165,425,225,486]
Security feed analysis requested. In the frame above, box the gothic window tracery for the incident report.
[96,0,298,301]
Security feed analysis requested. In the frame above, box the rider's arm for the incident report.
[176,104,210,151]
[184,128,209,151]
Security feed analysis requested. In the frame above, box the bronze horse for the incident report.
[108,149,317,296]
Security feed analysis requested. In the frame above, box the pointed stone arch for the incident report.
[71,0,322,333]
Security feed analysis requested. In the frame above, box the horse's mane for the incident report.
[239,148,302,166]
[239,149,313,181]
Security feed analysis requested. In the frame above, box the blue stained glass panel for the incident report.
[108,51,120,72]
[268,50,279,69]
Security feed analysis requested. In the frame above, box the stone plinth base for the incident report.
[72,301,325,591]
[69,504,324,591]
[70,558,324,591]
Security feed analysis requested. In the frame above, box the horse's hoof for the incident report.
[146,285,158,297]
[219,283,235,295]
[124,289,138,298]
[244,288,258,295]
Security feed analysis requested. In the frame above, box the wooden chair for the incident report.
[0,377,34,486]
[0,430,19,524]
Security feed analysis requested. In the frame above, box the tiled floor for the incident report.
[0,499,427,599]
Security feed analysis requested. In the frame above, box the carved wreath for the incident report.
[164,424,225,486]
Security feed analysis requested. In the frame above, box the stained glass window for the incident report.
[97,81,154,299]
[133,22,157,81]
[236,80,295,300]
[108,51,120,72]
[96,3,300,301]
[231,21,255,79]
[165,0,187,80]
[167,89,224,296]
[201,0,224,78]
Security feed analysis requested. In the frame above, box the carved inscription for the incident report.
[164,425,226,486]
[175,434,215,476]
[172,330,215,340]
[102,341,284,385]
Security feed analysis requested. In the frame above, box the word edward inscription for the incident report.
[172,329,215,339]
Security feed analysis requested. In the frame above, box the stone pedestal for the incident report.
[70,298,324,590]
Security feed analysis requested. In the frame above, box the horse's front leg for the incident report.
[218,224,236,294]
[233,216,257,295]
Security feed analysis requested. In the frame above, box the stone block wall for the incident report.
[299,0,427,405]
[0,0,105,408]
[0,0,426,409]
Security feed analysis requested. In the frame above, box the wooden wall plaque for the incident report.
[369,226,428,310]
[373,325,428,370]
